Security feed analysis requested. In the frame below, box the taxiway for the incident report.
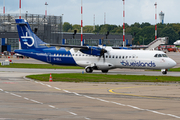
[0,52,180,119]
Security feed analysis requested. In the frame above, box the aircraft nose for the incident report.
[169,59,177,68]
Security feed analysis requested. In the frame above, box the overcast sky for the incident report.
[1,0,179,26]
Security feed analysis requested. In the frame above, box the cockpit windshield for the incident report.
[154,54,168,58]
[162,54,168,57]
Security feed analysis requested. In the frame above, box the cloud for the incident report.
[1,0,180,25]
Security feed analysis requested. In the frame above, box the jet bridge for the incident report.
[145,37,169,50]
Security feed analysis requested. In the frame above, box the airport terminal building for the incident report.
[0,13,132,53]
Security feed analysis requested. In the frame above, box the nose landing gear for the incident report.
[161,69,167,74]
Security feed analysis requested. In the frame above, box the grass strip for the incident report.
[0,63,83,69]
[146,68,180,72]
[26,73,180,83]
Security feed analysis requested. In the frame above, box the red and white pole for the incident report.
[122,0,125,47]
[19,0,21,19]
[45,2,48,17]
[81,0,83,46]
[154,2,157,40]
[3,0,5,14]
[93,14,95,30]
[19,0,21,50]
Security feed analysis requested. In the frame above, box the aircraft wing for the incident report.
[40,43,107,56]
[40,44,88,49]
[40,43,89,51]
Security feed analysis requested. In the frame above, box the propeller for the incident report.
[99,48,107,62]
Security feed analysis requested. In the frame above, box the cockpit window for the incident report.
[158,54,162,57]
[162,54,168,57]
[154,54,168,58]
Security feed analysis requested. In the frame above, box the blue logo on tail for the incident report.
[21,32,34,47]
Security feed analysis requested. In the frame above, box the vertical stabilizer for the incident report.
[16,19,46,49]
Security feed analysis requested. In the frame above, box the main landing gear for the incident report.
[85,67,109,73]
[101,70,108,73]
[85,67,93,73]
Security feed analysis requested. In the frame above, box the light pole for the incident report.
[3,0,5,14]
[122,0,125,47]
[19,0,21,19]
[62,14,64,43]
[45,2,48,17]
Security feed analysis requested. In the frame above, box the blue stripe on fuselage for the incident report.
[14,47,77,66]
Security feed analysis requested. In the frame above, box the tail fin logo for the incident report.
[21,32,34,47]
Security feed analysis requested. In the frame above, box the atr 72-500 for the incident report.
[14,19,176,74]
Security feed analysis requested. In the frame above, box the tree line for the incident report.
[63,22,180,45]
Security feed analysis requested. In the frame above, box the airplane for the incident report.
[14,19,177,74]
[174,40,180,45]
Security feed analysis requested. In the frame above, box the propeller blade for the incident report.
[103,54,105,62]
[99,48,107,62]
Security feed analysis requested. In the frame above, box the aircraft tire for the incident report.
[162,71,167,74]
[85,67,93,73]
[101,70,108,73]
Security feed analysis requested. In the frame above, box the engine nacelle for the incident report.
[94,63,114,70]
[80,46,105,56]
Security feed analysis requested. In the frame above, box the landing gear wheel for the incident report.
[161,69,167,75]
[85,67,93,73]
[101,70,108,73]
[162,71,167,74]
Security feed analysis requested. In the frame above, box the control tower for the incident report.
[159,11,165,24]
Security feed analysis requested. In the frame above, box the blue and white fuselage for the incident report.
[14,19,176,74]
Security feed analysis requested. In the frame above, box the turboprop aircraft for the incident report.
[174,40,180,45]
[14,19,176,74]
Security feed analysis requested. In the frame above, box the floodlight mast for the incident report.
[45,2,48,17]
[154,2,157,40]
[81,0,83,46]
[122,0,125,47]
